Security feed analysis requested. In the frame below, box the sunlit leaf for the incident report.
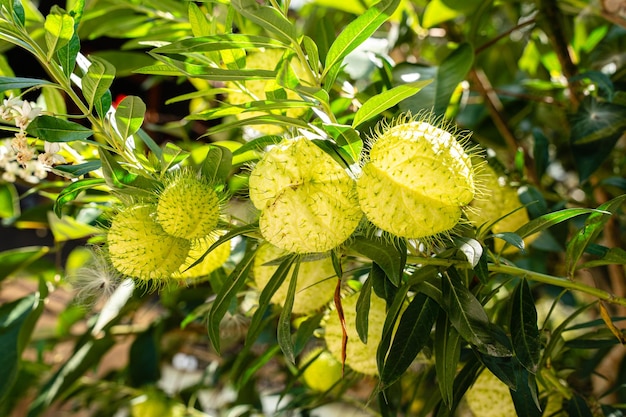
[323,0,400,78]
[81,56,115,111]
[0,182,19,219]
[231,0,296,45]
[0,247,49,283]
[53,178,106,217]
[352,80,432,127]
[44,10,74,60]
[153,34,286,54]
[114,95,146,140]
[515,208,606,240]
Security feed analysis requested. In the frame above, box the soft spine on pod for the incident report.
[357,117,477,239]
[107,204,190,280]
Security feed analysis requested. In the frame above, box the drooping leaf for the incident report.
[442,267,509,355]
[323,0,400,77]
[208,248,256,354]
[53,178,106,217]
[509,365,542,417]
[44,10,74,60]
[0,247,49,283]
[381,293,439,387]
[580,246,626,269]
[435,312,462,406]
[81,56,115,111]
[566,194,626,276]
[278,258,300,364]
[350,235,405,287]
[198,145,233,185]
[511,279,541,373]
[532,128,550,179]
[52,160,102,178]
[352,80,432,127]
[47,212,101,242]
[0,77,54,93]
[377,282,410,374]
[57,32,80,78]
[26,115,93,143]
[355,274,372,343]
[114,95,146,141]
[231,0,297,45]
[0,294,44,403]
[434,359,482,417]
[245,254,297,347]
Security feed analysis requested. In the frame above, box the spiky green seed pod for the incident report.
[253,243,336,314]
[156,173,220,240]
[249,137,362,253]
[358,119,476,238]
[107,204,190,280]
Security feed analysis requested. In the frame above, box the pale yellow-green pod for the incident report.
[249,137,362,253]
[108,204,190,280]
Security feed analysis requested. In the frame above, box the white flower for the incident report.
[38,141,66,167]
[14,101,41,130]
[0,95,23,121]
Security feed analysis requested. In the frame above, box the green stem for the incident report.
[406,256,626,307]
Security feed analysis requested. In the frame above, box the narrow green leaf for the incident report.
[352,80,432,127]
[356,275,372,343]
[532,128,550,179]
[44,11,74,60]
[381,293,439,386]
[0,182,19,219]
[27,337,115,417]
[82,56,115,111]
[376,283,410,375]
[492,232,526,252]
[278,258,300,364]
[0,247,49,283]
[128,323,161,387]
[435,312,462,406]
[580,246,626,269]
[0,294,42,403]
[0,77,54,93]
[114,95,146,140]
[293,312,324,356]
[510,367,542,417]
[434,358,482,417]
[514,208,608,240]
[566,194,626,276]
[323,0,401,78]
[350,235,404,287]
[52,160,102,177]
[442,267,504,355]
[511,280,540,373]
[232,135,282,156]
[188,2,211,37]
[145,54,277,81]
[208,248,256,353]
[302,35,320,76]
[153,34,286,54]
[245,254,297,347]
[54,178,106,217]
[231,0,296,45]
